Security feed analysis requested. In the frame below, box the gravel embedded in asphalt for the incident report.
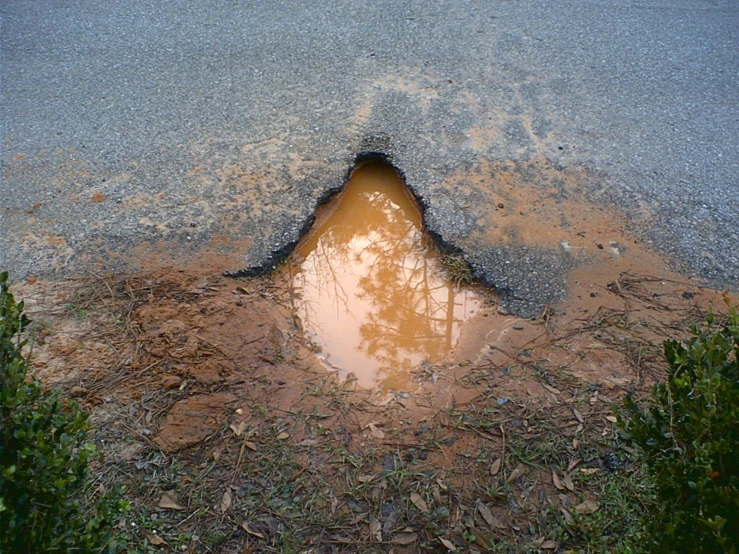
[2,0,737,315]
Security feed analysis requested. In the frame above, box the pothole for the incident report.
[284,161,483,390]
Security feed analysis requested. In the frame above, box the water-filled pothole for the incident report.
[287,161,481,389]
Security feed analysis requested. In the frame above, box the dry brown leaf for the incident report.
[541,540,558,549]
[572,438,580,449]
[141,529,166,546]
[432,486,443,506]
[605,415,618,423]
[560,507,574,525]
[219,490,232,513]
[243,440,258,452]
[476,500,497,529]
[567,458,582,472]
[575,499,599,514]
[580,468,599,475]
[469,526,490,548]
[349,513,368,525]
[299,439,319,446]
[440,537,457,551]
[241,522,266,540]
[230,421,247,437]
[573,408,584,424]
[541,383,561,395]
[563,473,575,492]
[158,491,185,511]
[410,492,429,512]
[369,517,382,541]
[490,457,502,476]
[507,466,523,483]
[391,532,418,544]
[277,432,290,440]
[368,423,385,439]
[552,471,564,490]
[357,475,374,483]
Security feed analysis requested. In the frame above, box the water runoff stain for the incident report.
[287,162,481,390]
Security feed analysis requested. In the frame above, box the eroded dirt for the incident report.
[15,250,735,552]
[11,155,738,552]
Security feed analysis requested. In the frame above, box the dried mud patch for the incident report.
[14,261,736,553]
[431,156,670,317]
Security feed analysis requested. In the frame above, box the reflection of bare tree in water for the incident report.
[353,193,461,385]
[291,162,473,387]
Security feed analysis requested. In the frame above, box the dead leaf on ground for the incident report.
[541,540,559,549]
[490,457,501,476]
[391,532,418,545]
[606,415,618,423]
[468,527,490,549]
[552,471,564,490]
[219,489,232,512]
[158,491,185,511]
[575,499,599,514]
[573,408,584,423]
[369,517,381,541]
[230,421,247,437]
[433,486,443,505]
[542,383,561,395]
[277,432,290,440]
[367,423,385,439]
[357,474,374,483]
[243,440,258,451]
[476,500,497,529]
[299,439,319,446]
[506,466,523,483]
[241,522,266,540]
[440,537,457,551]
[141,529,166,546]
[410,492,429,512]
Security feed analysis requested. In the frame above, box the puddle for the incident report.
[287,162,481,390]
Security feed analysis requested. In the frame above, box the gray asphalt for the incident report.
[2,0,738,316]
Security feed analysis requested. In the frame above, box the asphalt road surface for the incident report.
[2,0,737,315]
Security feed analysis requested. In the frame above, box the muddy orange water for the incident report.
[288,162,481,390]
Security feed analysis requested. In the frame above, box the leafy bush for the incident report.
[0,271,128,553]
[619,305,739,553]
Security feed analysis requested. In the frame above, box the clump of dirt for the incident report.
[14,250,735,552]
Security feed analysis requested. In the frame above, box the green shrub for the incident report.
[0,271,128,553]
[619,306,739,554]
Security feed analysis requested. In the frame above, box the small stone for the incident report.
[497,203,505,209]
[512,323,524,330]
[497,306,511,316]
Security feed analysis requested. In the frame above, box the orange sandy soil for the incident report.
[14,242,736,553]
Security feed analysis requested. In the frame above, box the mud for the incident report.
[16,242,736,460]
